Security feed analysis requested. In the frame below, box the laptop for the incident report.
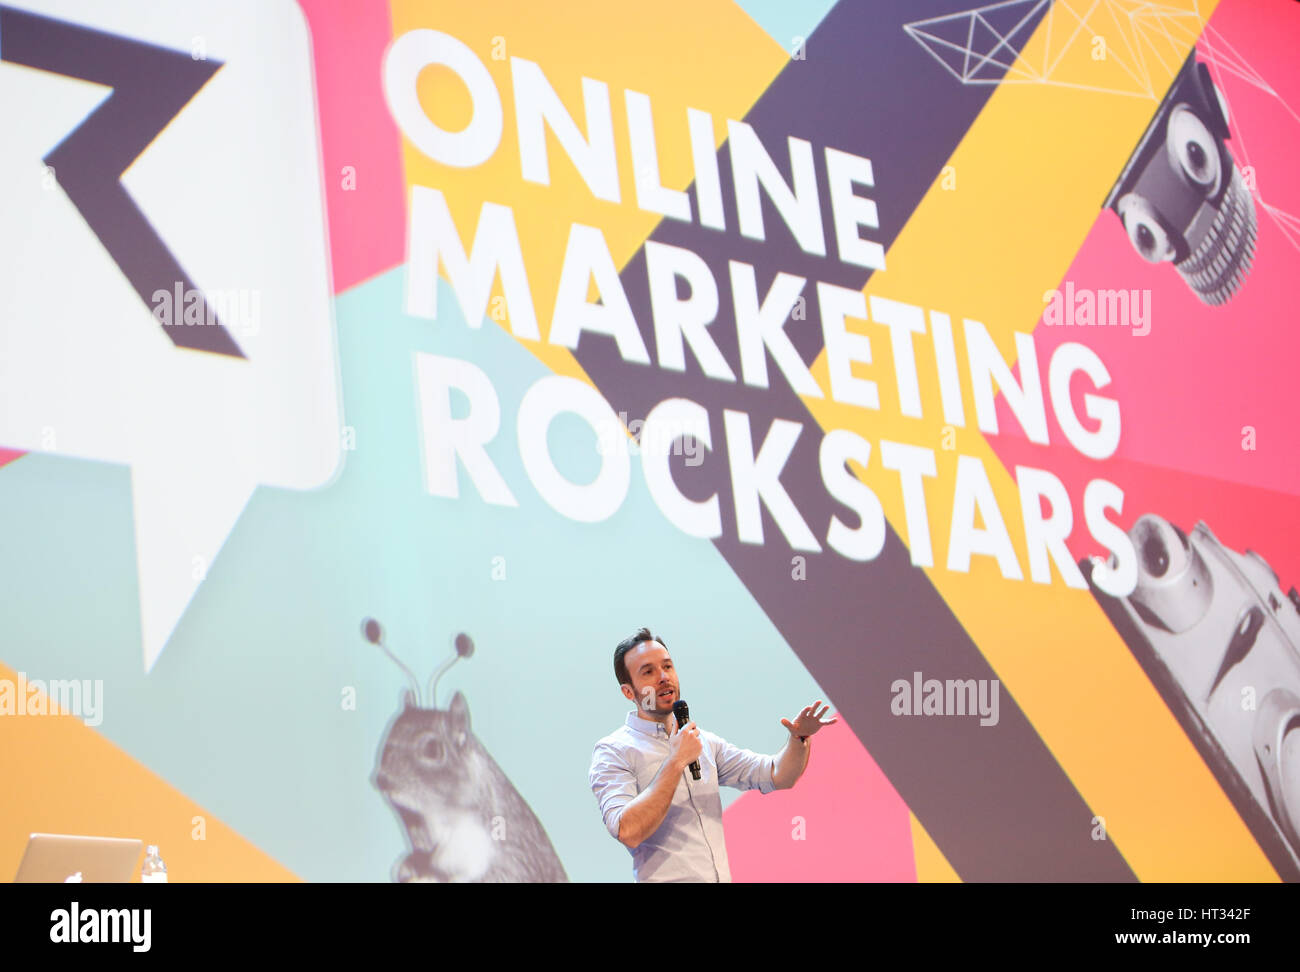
[13,834,143,883]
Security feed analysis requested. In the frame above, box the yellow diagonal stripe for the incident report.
[0,662,300,882]
[911,812,961,883]
[803,1,1277,880]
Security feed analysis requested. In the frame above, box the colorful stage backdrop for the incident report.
[2,0,1298,882]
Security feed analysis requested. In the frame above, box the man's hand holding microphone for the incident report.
[668,703,703,780]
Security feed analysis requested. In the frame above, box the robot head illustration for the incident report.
[1105,50,1257,305]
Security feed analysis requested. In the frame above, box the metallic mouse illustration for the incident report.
[1083,516,1300,878]
[1105,50,1258,305]
[362,619,568,882]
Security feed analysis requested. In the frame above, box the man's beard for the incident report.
[642,685,678,714]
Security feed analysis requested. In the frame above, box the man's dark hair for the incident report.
[614,627,667,688]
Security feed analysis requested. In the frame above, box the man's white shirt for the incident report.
[588,710,777,882]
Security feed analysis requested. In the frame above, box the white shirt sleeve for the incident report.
[711,734,777,794]
[589,741,639,840]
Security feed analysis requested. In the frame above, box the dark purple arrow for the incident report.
[1,5,245,358]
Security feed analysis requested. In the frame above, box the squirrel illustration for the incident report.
[363,620,568,883]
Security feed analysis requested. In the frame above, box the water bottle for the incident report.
[141,845,168,884]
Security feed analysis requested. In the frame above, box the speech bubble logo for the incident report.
[0,0,342,671]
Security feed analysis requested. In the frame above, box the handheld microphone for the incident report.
[672,699,701,781]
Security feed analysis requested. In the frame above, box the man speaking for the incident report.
[588,627,835,882]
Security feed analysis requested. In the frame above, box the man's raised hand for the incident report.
[781,701,837,739]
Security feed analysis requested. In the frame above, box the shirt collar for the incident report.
[625,709,670,737]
